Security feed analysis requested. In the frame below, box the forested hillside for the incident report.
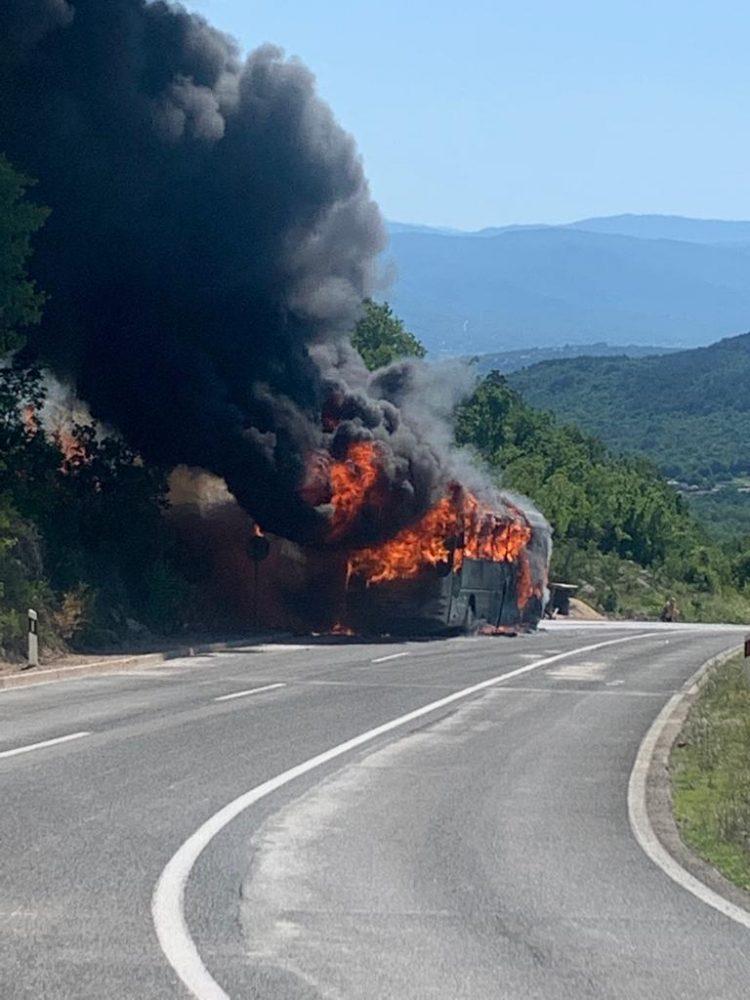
[455,377,750,621]
[471,342,674,375]
[509,333,750,485]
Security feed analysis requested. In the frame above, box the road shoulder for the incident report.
[0,634,281,692]
[637,644,750,918]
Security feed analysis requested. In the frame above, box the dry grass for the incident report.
[671,654,750,890]
[51,586,90,640]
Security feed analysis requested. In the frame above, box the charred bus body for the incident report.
[346,515,550,636]
[241,497,550,635]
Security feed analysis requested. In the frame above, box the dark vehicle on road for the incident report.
[346,524,548,636]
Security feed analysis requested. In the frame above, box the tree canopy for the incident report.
[509,336,750,487]
[351,299,426,371]
[0,155,48,354]
[456,372,695,566]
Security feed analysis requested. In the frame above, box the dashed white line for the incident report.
[213,683,286,703]
[0,731,91,760]
[371,652,410,664]
[153,631,658,1000]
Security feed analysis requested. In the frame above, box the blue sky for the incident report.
[186,1,750,230]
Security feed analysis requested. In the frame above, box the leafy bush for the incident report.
[0,365,198,657]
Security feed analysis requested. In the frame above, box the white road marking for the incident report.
[213,683,286,703]
[628,645,750,931]
[152,631,658,1000]
[250,644,310,653]
[547,659,607,681]
[490,686,662,698]
[371,652,410,664]
[114,670,182,678]
[0,731,91,760]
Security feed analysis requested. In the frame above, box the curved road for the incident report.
[1,622,748,998]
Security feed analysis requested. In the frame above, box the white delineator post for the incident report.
[27,609,39,669]
[744,634,750,686]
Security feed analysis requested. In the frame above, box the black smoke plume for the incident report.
[0,1,422,541]
[0,1,538,560]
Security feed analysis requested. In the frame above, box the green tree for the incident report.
[351,299,426,371]
[0,154,49,355]
[733,540,750,590]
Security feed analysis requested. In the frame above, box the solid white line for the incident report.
[0,731,91,760]
[628,648,750,931]
[213,683,286,703]
[371,652,410,664]
[152,631,658,1000]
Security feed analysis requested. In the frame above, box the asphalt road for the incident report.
[1,621,748,999]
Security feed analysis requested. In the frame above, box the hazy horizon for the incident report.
[387,211,750,235]
[187,1,750,230]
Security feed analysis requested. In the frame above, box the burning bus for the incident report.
[242,446,551,637]
[4,1,552,643]
[345,486,549,635]
[345,535,548,635]
[342,482,550,635]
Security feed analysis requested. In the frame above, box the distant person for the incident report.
[660,596,679,622]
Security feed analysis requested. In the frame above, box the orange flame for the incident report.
[347,484,532,585]
[516,550,535,609]
[328,440,383,540]
[330,621,355,636]
[53,427,87,472]
[21,404,39,437]
[316,441,538,607]
[21,404,89,473]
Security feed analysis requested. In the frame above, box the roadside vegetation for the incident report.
[0,157,200,659]
[351,298,426,369]
[455,374,750,621]
[671,654,750,892]
[687,486,750,543]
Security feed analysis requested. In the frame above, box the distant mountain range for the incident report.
[470,342,676,375]
[382,215,750,356]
